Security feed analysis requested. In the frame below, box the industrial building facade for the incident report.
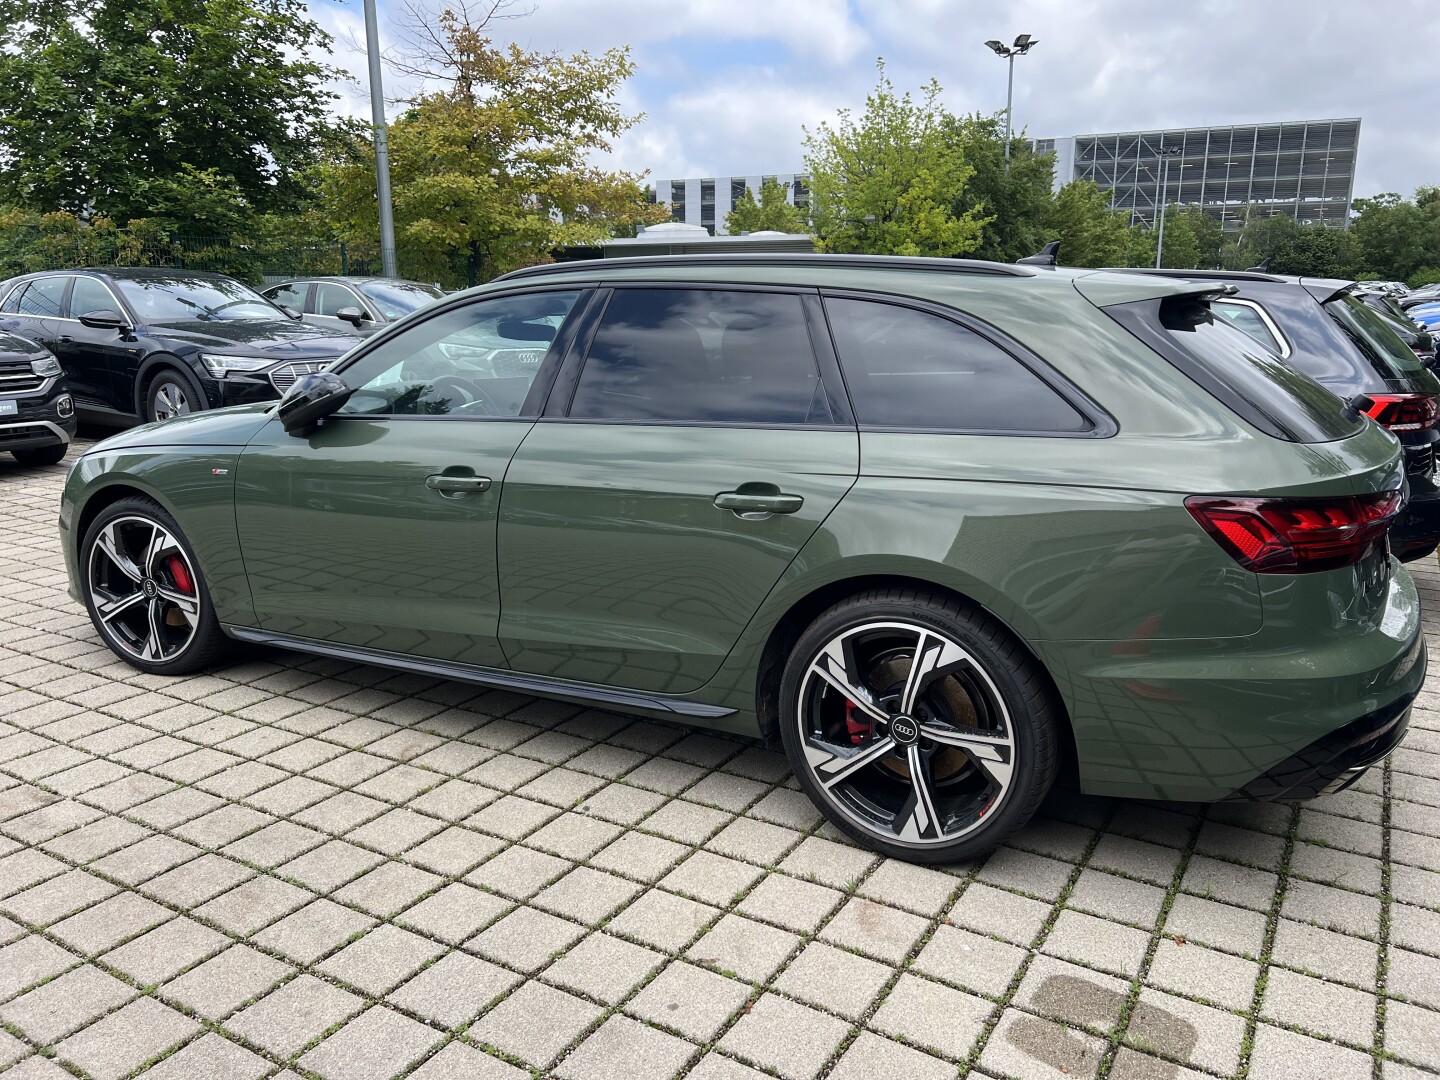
[1036,118,1361,228]
[652,118,1361,235]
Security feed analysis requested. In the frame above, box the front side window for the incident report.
[0,283,27,314]
[824,297,1088,432]
[70,277,119,319]
[569,288,830,424]
[360,281,445,320]
[340,290,581,418]
[267,283,308,311]
[17,277,67,317]
[317,282,365,318]
[115,275,280,322]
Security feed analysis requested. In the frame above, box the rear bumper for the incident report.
[1223,685,1416,801]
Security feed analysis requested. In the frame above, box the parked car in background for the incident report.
[1117,268,1440,561]
[262,276,445,337]
[1399,284,1440,309]
[61,253,1423,862]
[1408,301,1440,334]
[1357,291,1437,367]
[0,269,357,424]
[0,327,75,465]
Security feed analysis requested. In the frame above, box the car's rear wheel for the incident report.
[779,589,1057,863]
[146,368,204,423]
[12,444,67,467]
[80,497,229,675]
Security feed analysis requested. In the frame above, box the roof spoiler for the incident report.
[1299,278,1356,304]
[1245,257,1272,272]
[1017,241,1060,268]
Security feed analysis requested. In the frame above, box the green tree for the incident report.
[1350,191,1440,282]
[724,179,807,234]
[1043,181,1133,267]
[0,0,342,232]
[941,112,1056,263]
[321,7,665,281]
[803,62,987,257]
[1156,205,1200,269]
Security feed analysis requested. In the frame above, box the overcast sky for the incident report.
[309,0,1439,199]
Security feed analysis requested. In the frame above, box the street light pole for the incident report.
[984,34,1037,170]
[363,0,398,279]
[1155,146,1181,269]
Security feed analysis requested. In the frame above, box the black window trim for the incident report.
[543,281,856,432]
[817,288,1117,439]
[323,282,599,424]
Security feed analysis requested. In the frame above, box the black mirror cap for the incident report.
[78,308,128,331]
[280,305,303,320]
[278,371,352,437]
[335,306,368,326]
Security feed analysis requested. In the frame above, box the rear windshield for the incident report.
[1108,295,1363,443]
[1326,293,1429,378]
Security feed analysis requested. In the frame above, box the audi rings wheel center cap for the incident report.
[890,716,920,745]
[141,579,158,599]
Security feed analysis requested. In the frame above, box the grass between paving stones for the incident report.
[1234,803,1301,1079]
[1373,760,1392,1079]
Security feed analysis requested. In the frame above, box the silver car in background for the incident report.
[262,276,445,337]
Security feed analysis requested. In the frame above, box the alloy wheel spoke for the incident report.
[157,587,198,626]
[96,524,143,583]
[922,723,1014,790]
[143,524,176,577]
[810,639,888,724]
[897,743,943,841]
[804,735,897,790]
[142,600,165,660]
[96,590,146,625]
[900,630,970,715]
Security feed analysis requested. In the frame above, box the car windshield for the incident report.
[359,281,445,320]
[115,276,281,323]
[1325,293,1428,377]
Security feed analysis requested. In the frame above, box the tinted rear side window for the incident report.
[570,288,831,424]
[1326,294,1430,380]
[823,297,1088,433]
[1110,296,1362,443]
[1214,300,1286,355]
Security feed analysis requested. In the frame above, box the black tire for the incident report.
[778,588,1058,863]
[79,496,230,675]
[12,443,67,467]
[145,366,206,423]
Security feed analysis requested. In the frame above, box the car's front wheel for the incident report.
[779,589,1058,863]
[12,444,67,467]
[146,369,204,423]
[80,497,229,675]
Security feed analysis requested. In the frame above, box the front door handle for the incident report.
[425,474,492,496]
[714,489,804,516]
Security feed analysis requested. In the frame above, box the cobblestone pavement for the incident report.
[2,443,1439,1080]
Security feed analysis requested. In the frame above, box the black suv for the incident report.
[0,269,357,425]
[1126,269,1440,560]
[0,328,75,465]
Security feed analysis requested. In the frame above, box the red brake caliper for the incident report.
[166,556,193,595]
[844,700,871,746]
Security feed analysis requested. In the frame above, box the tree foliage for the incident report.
[320,5,665,280]
[943,113,1056,263]
[1041,182,1132,267]
[0,0,342,233]
[804,63,987,257]
[724,179,806,234]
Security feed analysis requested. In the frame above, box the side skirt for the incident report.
[223,625,736,720]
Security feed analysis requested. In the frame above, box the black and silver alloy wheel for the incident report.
[87,515,201,662]
[780,591,1056,862]
[81,497,229,675]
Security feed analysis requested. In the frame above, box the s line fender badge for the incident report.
[212,468,228,476]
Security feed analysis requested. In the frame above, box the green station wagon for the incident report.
[60,254,1425,862]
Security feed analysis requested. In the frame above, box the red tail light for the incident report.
[1363,393,1439,432]
[1185,492,1403,573]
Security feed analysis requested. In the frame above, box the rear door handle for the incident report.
[425,474,492,496]
[714,490,804,516]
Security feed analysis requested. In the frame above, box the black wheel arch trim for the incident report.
[133,353,207,416]
[223,625,736,719]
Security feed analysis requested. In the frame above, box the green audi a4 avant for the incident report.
[59,254,1425,863]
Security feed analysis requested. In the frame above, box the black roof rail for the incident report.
[1017,241,1060,267]
[493,252,1036,282]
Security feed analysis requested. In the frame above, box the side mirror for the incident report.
[78,309,129,331]
[278,371,352,437]
[335,306,368,328]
